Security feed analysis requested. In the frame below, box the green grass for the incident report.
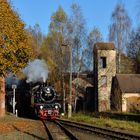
[68,113,140,133]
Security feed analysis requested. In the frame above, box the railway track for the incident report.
[42,120,78,140]
[56,119,140,140]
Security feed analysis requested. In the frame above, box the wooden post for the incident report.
[0,76,5,117]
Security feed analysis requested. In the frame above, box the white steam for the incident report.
[23,59,48,83]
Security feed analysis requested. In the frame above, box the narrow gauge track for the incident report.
[42,120,78,140]
[56,119,140,140]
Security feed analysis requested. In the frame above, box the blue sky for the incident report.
[11,0,138,40]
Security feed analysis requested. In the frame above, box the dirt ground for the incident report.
[0,113,48,140]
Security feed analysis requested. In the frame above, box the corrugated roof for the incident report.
[116,74,140,93]
[94,42,115,51]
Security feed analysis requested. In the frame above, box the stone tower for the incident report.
[94,42,116,112]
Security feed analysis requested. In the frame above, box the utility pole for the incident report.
[61,42,72,117]
[68,44,72,118]
[63,82,66,113]
[61,43,66,114]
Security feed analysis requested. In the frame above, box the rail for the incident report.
[42,120,78,140]
[56,119,140,140]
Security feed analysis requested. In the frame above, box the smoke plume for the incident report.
[22,59,48,83]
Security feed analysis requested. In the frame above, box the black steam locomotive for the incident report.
[30,82,61,119]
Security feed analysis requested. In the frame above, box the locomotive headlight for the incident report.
[40,105,43,110]
[55,105,58,109]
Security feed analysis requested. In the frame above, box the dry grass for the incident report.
[68,113,140,133]
[0,113,44,134]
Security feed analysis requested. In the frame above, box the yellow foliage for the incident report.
[0,0,33,75]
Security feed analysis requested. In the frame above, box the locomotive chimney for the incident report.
[42,76,46,83]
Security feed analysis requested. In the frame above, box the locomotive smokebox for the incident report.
[31,82,56,104]
[40,85,56,103]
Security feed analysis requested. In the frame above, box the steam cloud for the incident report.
[22,59,48,83]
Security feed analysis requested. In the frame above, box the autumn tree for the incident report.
[0,0,32,116]
[41,6,68,91]
[41,35,60,83]
[27,24,44,58]
[49,6,69,73]
[108,1,131,73]
[41,6,69,113]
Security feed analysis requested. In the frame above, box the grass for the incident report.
[67,112,140,133]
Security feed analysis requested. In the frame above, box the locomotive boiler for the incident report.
[31,82,61,119]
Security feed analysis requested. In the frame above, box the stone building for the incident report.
[93,42,140,113]
[94,42,116,112]
[62,42,140,113]
[63,73,94,112]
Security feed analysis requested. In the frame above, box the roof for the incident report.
[72,77,93,99]
[94,42,115,51]
[64,72,94,85]
[116,74,140,93]
[72,77,93,88]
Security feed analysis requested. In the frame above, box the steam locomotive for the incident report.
[30,82,61,119]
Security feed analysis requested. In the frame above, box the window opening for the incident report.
[100,57,106,68]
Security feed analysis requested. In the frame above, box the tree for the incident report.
[65,3,87,112]
[0,0,32,117]
[108,1,131,73]
[127,27,140,73]
[127,29,140,59]
[41,6,68,82]
[67,3,87,72]
[41,6,69,113]
[84,27,102,70]
[27,24,44,58]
